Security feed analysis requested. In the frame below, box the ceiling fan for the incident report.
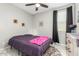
[25,3,48,11]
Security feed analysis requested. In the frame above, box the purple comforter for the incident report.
[8,35,52,56]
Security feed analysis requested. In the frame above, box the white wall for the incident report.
[33,10,53,38]
[0,3,33,49]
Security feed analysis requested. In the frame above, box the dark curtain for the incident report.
[52,10,59,43]
[66,6,73,33]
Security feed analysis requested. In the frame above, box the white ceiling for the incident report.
[12,3,69,15]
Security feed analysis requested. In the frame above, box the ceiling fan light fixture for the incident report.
[35,3,40,7]
[25,3,48,11]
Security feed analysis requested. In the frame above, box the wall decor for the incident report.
[39,21,43,27]
[13,19,18,23]
[22,23,25,27]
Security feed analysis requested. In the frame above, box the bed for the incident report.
[8,34,52,56]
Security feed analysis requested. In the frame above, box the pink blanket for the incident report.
[30,36,48,45]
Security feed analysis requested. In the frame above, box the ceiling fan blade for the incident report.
[35,7,38,11]
[25,3,35,6]
[40,3,48,8]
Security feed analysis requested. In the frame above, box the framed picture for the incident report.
[13,19,18,23]
[78,11,79,23]
[39,21,43,27]
[21,23,25,27]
